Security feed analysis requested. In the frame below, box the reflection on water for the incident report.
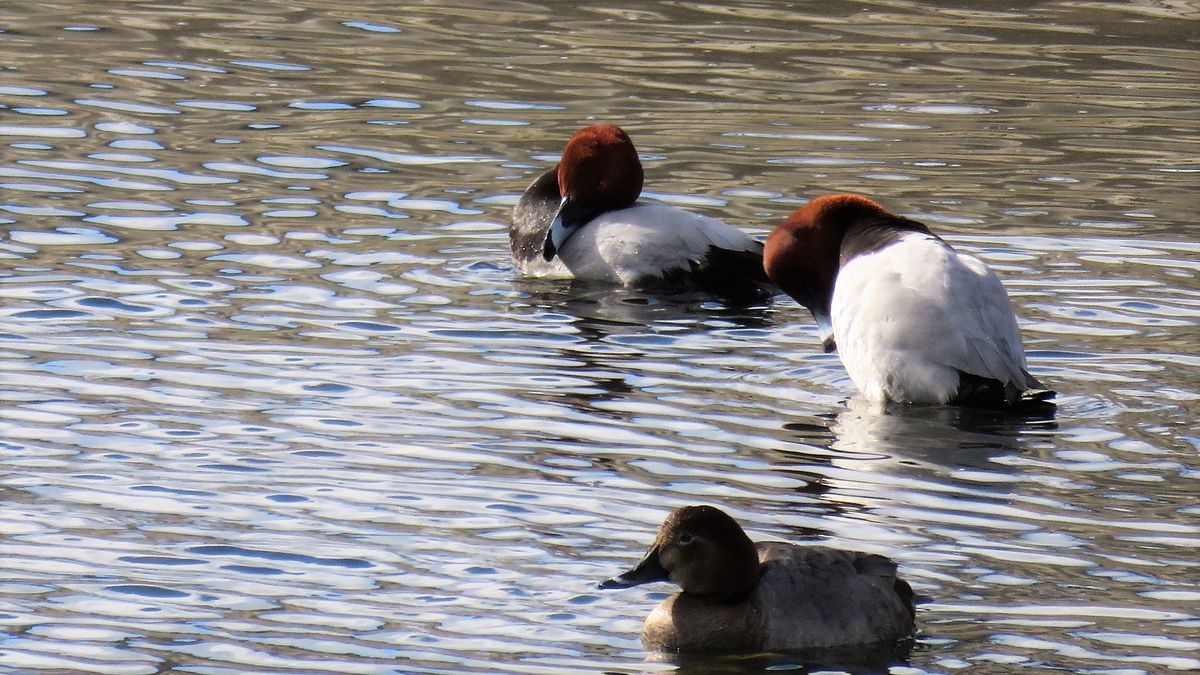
[1,0,1198,673]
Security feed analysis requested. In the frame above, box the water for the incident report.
[0,1,1197,673]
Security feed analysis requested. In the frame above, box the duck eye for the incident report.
[678,532,694,546]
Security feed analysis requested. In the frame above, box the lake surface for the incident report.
[1,1,1197,673]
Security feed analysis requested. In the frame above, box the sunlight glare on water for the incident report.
[0,0,1197,673]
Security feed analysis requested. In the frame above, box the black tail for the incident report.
[678,245,778,305]
[953,371,1056,412]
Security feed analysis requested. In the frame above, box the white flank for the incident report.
[830,232,1029,403]
[543,203,760,284]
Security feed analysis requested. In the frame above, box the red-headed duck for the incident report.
[764,194,1053,408]
[600,505,915,652]
[511,124,768,295]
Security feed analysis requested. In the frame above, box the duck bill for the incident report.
[542,196,600,261]
[784,286,837,353]
[814,312,836,353]
[598,545,670,589]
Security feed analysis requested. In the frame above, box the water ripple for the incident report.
[0,0,1195,673]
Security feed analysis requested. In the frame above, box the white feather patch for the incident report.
[543,203,760,284]
[831,233,1029,403]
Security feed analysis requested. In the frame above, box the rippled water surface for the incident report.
[1,1,1198,673]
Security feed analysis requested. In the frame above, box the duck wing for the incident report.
[754,543,915,650]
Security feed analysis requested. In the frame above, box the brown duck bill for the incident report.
[598,545,670,589]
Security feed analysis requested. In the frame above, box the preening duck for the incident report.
[511,124,769,295]
[763,194,1052,408]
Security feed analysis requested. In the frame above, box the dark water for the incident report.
[0,1,1197,673]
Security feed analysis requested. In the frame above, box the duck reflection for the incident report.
[513,276,774,337]
[764,396,1059,531]
[660,640,915,674]
[826,397,1057,469]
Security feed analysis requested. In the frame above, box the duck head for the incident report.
[763,194,892,351]
[600,505,760,602]
[543,123,645,261]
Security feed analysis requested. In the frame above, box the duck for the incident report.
[763,194,1053,408]
[599,505,915,653]
[510,124,769,296]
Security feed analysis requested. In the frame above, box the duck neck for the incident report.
[708,539,761,603]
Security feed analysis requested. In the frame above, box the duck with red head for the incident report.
[511,124,769,296]
[764,194,1053,409]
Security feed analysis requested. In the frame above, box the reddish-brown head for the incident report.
[556,123,644,209]
[764,194,891,338]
